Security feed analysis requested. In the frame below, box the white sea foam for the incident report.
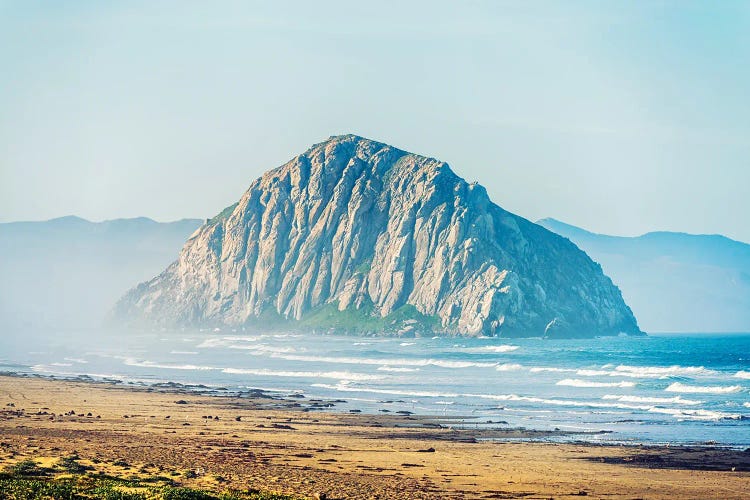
[529,367,576,373]
[647,407,741,421]
[467,393,651,411]
[244,345,299,354]
[196,338,227,348]
[311,384,652,411]
[734,370,750,380]
[575,365,717,379]
[268,353,497,369]
[120,358,384,382]
[463,345,519,353]
[576,369,615,377]
[665,382,742,394]
[376,366,420,372]
[615,364,716,377]
[197,338,297,353]
[196,336,263,348]
[311,383,460,399]
[31,365,166,384]
[557,379,635,388]
[31,364,64,373]
[744,402,750,408]
[123,359,217,371]
[602,394,702,405]
[399,342,416,346]
[223,368,383,381]
[496,363,523,372]
[63,357,87,364]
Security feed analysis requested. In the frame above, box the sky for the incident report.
[1,1,749,241]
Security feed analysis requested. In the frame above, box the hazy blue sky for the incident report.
[2,1,749,241]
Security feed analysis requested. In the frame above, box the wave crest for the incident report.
[557,379,635,388]
[665,382,742,394]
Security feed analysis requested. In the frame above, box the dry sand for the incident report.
[0,374,748,499]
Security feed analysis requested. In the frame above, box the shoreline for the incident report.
[1,374,748,499]
[0,370,611,442]
[2,369,747,450]
[5,369,749,449]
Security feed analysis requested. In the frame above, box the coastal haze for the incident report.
[0,135,748,451]
[538,218,750,333]
[0,216,201,331]
[1,2,749,499]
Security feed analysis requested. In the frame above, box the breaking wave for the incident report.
[267,353,497,369]
[557,379,635,388]
[665,382,743,394]
[462,345,519,353]
[496,363,523,371]
[647,407,741,421]
[529,367,576,373]
[223,368,383,381]
[602,394,702,405]
[123,359,216,371]
[576,365,716,379]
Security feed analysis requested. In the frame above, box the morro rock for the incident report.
[114,135,642,338]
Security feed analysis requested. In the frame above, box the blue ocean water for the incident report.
[1,330,748,447]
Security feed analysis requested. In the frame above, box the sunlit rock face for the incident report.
[114,135,641,338]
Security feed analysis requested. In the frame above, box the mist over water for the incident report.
[1,329,748,447]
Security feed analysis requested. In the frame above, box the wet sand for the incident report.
[0,374,748,499]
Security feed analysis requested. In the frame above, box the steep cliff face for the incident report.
[114,135,642,337]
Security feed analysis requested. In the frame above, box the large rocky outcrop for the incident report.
[114,135,642,337]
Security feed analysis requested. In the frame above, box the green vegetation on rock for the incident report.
[298,300,440,335]
[208,203,239,226]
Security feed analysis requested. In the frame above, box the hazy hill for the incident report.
[0,216,202,331]
[115,135,640,338]
[537,218,750,332]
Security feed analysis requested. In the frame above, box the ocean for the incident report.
[1,330,748,448]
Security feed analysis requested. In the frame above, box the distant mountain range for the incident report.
[114,135,640,338]
[0,216,202,331]
[537,218,750,333]
[3,183,746,336]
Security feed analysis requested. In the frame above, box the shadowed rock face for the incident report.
[114,135,641,337]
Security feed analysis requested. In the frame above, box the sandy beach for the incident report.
[0,374,748,499]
